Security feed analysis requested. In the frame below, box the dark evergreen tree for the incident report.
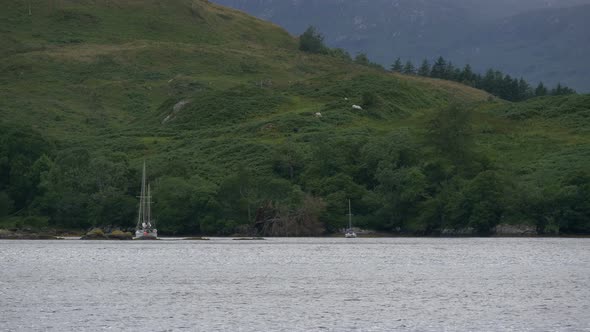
[461,64,475,84]
[391,57,403,72]
[551,83,576,96]
[354,53,370,66]
[430,56,447,79]
[535,82,548,96]
[553,83,564,96]
[403,60,416,75]
[474,73,482,86]
[501,74,518,101]
[517,78,532,101]
[481,69,496,93]
[562,85,576,95]
[453,67,462,82]
[418,59,431,77]
[444,61,456,80]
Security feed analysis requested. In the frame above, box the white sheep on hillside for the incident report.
[352,105,363,110]
[314,112,323,118]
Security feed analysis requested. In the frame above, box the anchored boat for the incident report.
[345,199,357,238]
[135,162,157,239]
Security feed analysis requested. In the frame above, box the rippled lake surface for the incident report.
[1,238,589,331]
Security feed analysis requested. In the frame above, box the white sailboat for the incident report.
[345,199,357,238]
[135,161,157,239]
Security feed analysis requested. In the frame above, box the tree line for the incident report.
[299,26,385,70]
[299,26,576,102]
[390,56,576,102]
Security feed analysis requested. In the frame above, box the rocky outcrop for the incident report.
[0,229,57,240]
[494,224,537,236]
[107,230,133,240]
[81,228,134,240]
[441,228,476,236]
[81,228,108,240]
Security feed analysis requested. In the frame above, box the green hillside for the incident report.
[1,0,589,236]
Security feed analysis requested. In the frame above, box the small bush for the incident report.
[362,91,379,108]
[82,228,107,240]
[107,229,133,240]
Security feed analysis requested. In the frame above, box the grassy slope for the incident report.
[482,95,590,185]
[1,0,588,189]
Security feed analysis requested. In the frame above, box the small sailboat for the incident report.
[135,161,157,239]
[345,199,357,238]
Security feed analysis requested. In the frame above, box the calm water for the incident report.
[1,238,589,331]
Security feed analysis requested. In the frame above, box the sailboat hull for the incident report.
[135,229,158,239]
[345,232,357,238]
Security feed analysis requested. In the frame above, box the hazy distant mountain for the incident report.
[213,0,590,91]
[451,0,590,18]
[449,5,590,92]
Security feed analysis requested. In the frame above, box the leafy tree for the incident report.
[329,48,352,62]
[0,191,14,217]
[272,142,305,181]
[89,189,136,228]
[313,173,368,231]
[217,167,258,224]
[299,26,327,54]
[375,166,428,231]
[154,176,206,234]
[255,192,326,237]
[0,125,52,212]
[428,104,474,168]
[416,177,464,233]
[553,172,590,234]
[218,167,295,227]
[63,154,136,228]
[302,137,350,182]
[464,171,505,234]
[362,91,379,108]
[34,150,140,229]
[357,131,420,189]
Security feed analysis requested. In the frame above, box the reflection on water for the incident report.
[1,238,589,331]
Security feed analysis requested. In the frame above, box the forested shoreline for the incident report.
[1,5,589,238]
[2,101,589,237]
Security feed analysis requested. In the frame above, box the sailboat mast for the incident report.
[348,199,352,229]
[147,183,151,224]
[138,161,147,227]
[137,195,142,227]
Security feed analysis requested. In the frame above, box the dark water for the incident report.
[1,238,589,331]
